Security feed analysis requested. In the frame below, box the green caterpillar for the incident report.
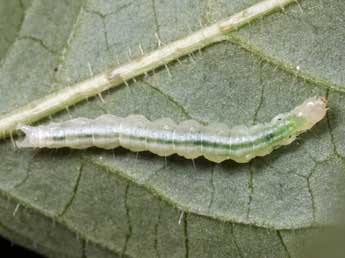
[16,97,327,163]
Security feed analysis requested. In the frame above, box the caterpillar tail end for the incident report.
[293,96,328,131]
[16,124,38,148]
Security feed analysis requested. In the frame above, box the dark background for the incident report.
[0,236,43,257]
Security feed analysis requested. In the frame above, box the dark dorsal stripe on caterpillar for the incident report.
[16,97,327,163]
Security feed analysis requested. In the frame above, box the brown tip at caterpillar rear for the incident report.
[16,124,38,148]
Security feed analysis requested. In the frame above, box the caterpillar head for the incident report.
[291,96,328,132]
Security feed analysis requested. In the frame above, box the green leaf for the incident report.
[0,0,345,257]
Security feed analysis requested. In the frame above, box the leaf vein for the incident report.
[58,164,84,217]
[277,231,292,258]
[228,34,345,93]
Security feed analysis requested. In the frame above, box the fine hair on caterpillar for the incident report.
[16,96,327,163]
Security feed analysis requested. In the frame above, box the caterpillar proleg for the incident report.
[16,97,327,163]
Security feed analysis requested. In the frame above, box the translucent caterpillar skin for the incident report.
[17,97,327,163]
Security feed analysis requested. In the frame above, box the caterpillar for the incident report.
[16,97,327,163]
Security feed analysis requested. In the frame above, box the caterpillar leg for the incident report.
[192,159,197,170]
[164,157,168,168]
[9,132,18,150]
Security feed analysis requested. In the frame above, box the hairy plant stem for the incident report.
[0,0,297,139]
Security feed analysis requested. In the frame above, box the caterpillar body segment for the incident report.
[17,97,327,163]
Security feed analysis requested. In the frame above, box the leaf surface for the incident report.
[0,0,345,257]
